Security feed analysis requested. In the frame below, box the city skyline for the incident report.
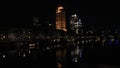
[2,0,114,27]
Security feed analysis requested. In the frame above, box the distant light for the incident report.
[73,58,78,63]
[28,36,31,39]
[89,40,91,42]
[3,36,6,38]
[72,14,77,17]
[3,54,6,58]
[23,53,26,57]
[74,59,78,62]
[29,44,36,47]
[82,41,84,44]
[79,19,81,22]
[74,14,77,17]
[46,46,50,50]
[49,24,52,26]
[29,50,31,54]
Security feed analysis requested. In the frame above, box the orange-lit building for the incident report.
[56,6,67,32]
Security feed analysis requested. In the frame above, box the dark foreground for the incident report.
[0,44,120,68]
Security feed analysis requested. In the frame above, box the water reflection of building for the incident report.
[56,6,67,32]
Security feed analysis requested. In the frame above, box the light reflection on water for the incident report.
[0,40,120,68]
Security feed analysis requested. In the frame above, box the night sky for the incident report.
[2,0,114,27]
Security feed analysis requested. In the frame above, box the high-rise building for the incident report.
[70,14,83,34]
[56,6,67,32]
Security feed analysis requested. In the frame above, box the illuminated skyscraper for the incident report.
[70,14,83,34]
[56,6,67,32]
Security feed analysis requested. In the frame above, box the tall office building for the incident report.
[70,14,83,34]
[56,6,67,32]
